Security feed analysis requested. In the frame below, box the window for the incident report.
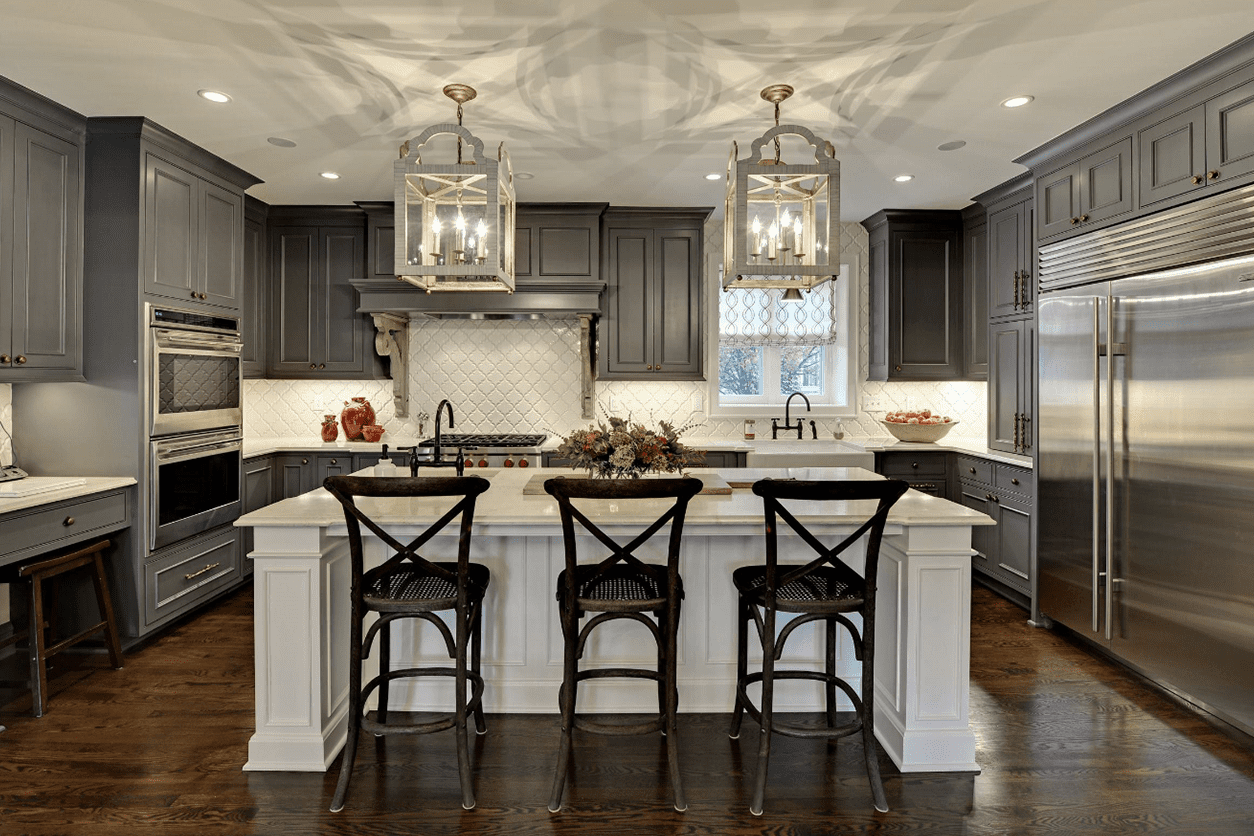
[713,261,856,414]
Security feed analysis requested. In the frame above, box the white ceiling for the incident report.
[3,1,1252,220]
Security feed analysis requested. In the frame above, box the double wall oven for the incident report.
[147,307,243,550]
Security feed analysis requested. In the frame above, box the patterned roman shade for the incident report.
[719,281,838,346]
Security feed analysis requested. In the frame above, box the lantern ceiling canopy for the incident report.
[395,84,517,293]
[723,84,840,293]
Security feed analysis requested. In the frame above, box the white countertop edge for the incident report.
[0,476,136,515]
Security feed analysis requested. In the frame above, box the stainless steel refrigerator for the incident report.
[1037,183,1254,738]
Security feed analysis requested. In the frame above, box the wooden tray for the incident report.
[522,472,732,496]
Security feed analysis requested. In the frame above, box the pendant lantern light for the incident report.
[723,85,840,294]
[394,84,516,292]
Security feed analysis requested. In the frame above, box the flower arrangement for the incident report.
[554,415,705,479]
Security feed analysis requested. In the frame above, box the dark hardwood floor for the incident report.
[2,584,1253,835]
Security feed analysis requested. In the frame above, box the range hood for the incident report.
[350,278,602,319]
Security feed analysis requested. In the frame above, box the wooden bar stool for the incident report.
[730,478,909,815]
[323,474,493,813]
[0,538,124,717]
[543,475,703,813]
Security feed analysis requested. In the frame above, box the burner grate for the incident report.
[418,433,547,449]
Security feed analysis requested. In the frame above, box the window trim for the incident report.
[708,257,860,419]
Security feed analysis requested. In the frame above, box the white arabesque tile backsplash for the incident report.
[1,383,12,465]
[244,222,987,444]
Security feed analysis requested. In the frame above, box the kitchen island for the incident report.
[237,466,992,775]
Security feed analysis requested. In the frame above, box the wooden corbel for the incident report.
[579,313,595,420]
[372,313,410,418]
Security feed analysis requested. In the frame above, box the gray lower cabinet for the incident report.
[874,451,948,498]
[142,524,240,629]
[268,207,382,379]
[240,454,275,576]
[955,455,1033,606]
[0,78,85,382]
[598,208,709,380]
[241,197,268,378]
[0,488,130,569]
[863,209,966,381]
[274,453,319,498]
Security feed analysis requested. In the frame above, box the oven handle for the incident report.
[155,438,242,464]
[154,329,243,354]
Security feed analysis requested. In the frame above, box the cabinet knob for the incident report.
[199,292,208,300]
[895,364,902,372]
[63,516,75,527]
[968,467,976,474]
[14,355,26,365]
[1070,217,1080,225]
[309,364,316,370]
[301,458,309,465]
[1192,174,1205,185]
[646,364,654,370]
[190,290,198,298]
[318,364,325,370]
[911,462,919,469]
[991,495,1000,504]
[0,354,9,364]
[329,458,337,465]
[1011,477,1020,485]
[1208,169,1221,180]
[1079,214,1089,223]
[655,365,662,372]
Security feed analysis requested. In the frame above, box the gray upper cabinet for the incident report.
[961,205,988,379]
[1035,135,1133,241]
[986,188,1034,320]
[267,206,382,379]
[515,203,606,288]
[598,207,709,380]
[1138,76,1254,209]
[0,78,84,382]
[142,149,244,311]
[863,209,966,381]
[241,196,268,378]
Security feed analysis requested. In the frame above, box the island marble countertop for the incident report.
[237,466,994,532]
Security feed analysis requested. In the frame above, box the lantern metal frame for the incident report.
[394,85,516,292]
[723,86,840,293]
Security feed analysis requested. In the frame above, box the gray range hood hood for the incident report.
[350,278,603,319]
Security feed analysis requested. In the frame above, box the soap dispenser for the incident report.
[375,443,393,476]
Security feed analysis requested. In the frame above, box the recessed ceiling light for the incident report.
[937,140,967,152]
[894,174,915,183]
[197,89,231,104]
[319,171,341,180]
[705,173,722,181]
[267,137,297,148]
[1001,95,1034,108]
[514,171,535,180]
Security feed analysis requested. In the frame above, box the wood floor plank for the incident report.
[1,584,1253,835]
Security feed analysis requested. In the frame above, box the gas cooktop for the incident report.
[418,433,547,449]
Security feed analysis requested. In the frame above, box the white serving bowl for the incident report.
[881,419,959,443]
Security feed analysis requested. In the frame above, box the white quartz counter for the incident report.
[0,476,136,515]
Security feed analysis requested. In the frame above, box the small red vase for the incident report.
[320,414,339,442]
[340,397,376,441]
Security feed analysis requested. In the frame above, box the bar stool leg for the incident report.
[454,613,475,810]
[664,600,686,812]
[861,635,889,813]
[330,602,364,813]
[750,605,776,817]
[825,618,837,729]
[471,601,487,735]
[548,604,578,813]
[729,594,749,739]
[377,618,391,728]
[28,574,49,718]
[90,551,125,670]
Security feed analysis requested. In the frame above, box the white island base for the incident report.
[237,467,991,775]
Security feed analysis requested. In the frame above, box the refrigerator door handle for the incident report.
[1105,296,1117,642]
[1092,297,1102,633]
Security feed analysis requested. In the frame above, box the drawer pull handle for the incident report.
[185,562,221,581]
[63,516,75,527]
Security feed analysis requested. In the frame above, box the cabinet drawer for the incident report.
[144,526,240,626]
[994,465,1033,498]
[904,479,947,498]
[0,490,130,564]
[879,452,947,478]
[955,455,994,486]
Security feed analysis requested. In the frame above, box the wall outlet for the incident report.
[609,395,620,412]
[691,392,704,412]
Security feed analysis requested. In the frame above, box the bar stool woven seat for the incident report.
[730,477,909,815]
[544,475,703,813]
[323,474,492,813]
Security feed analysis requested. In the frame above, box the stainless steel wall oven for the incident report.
[149,307,243,437]
[149,427,242,550]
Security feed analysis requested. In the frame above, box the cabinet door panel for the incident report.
[1079,136,1133,223]
[269,227,316,373]
[989,320,1025,453]
[10,123,80,372]
[144,153,198,302]
[1207,77,1254,185]
[988,204,1024,319]
[866,236,888,380]
[200,180,242,309]
[319,227,367,374]
[1139,106,1206,208]
[538,227,594,277]
[603,229,651,373]
[1036,164,1079,239]
[241,215,266,377]
[959,487,996,574]
[895,233,961,377]
[964,219,988,378]
[995,496,1032,585]
[0,115,12,360]
[654,229,700,376]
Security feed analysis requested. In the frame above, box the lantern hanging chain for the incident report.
[456,100,464,165]
[773,99,782,163]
